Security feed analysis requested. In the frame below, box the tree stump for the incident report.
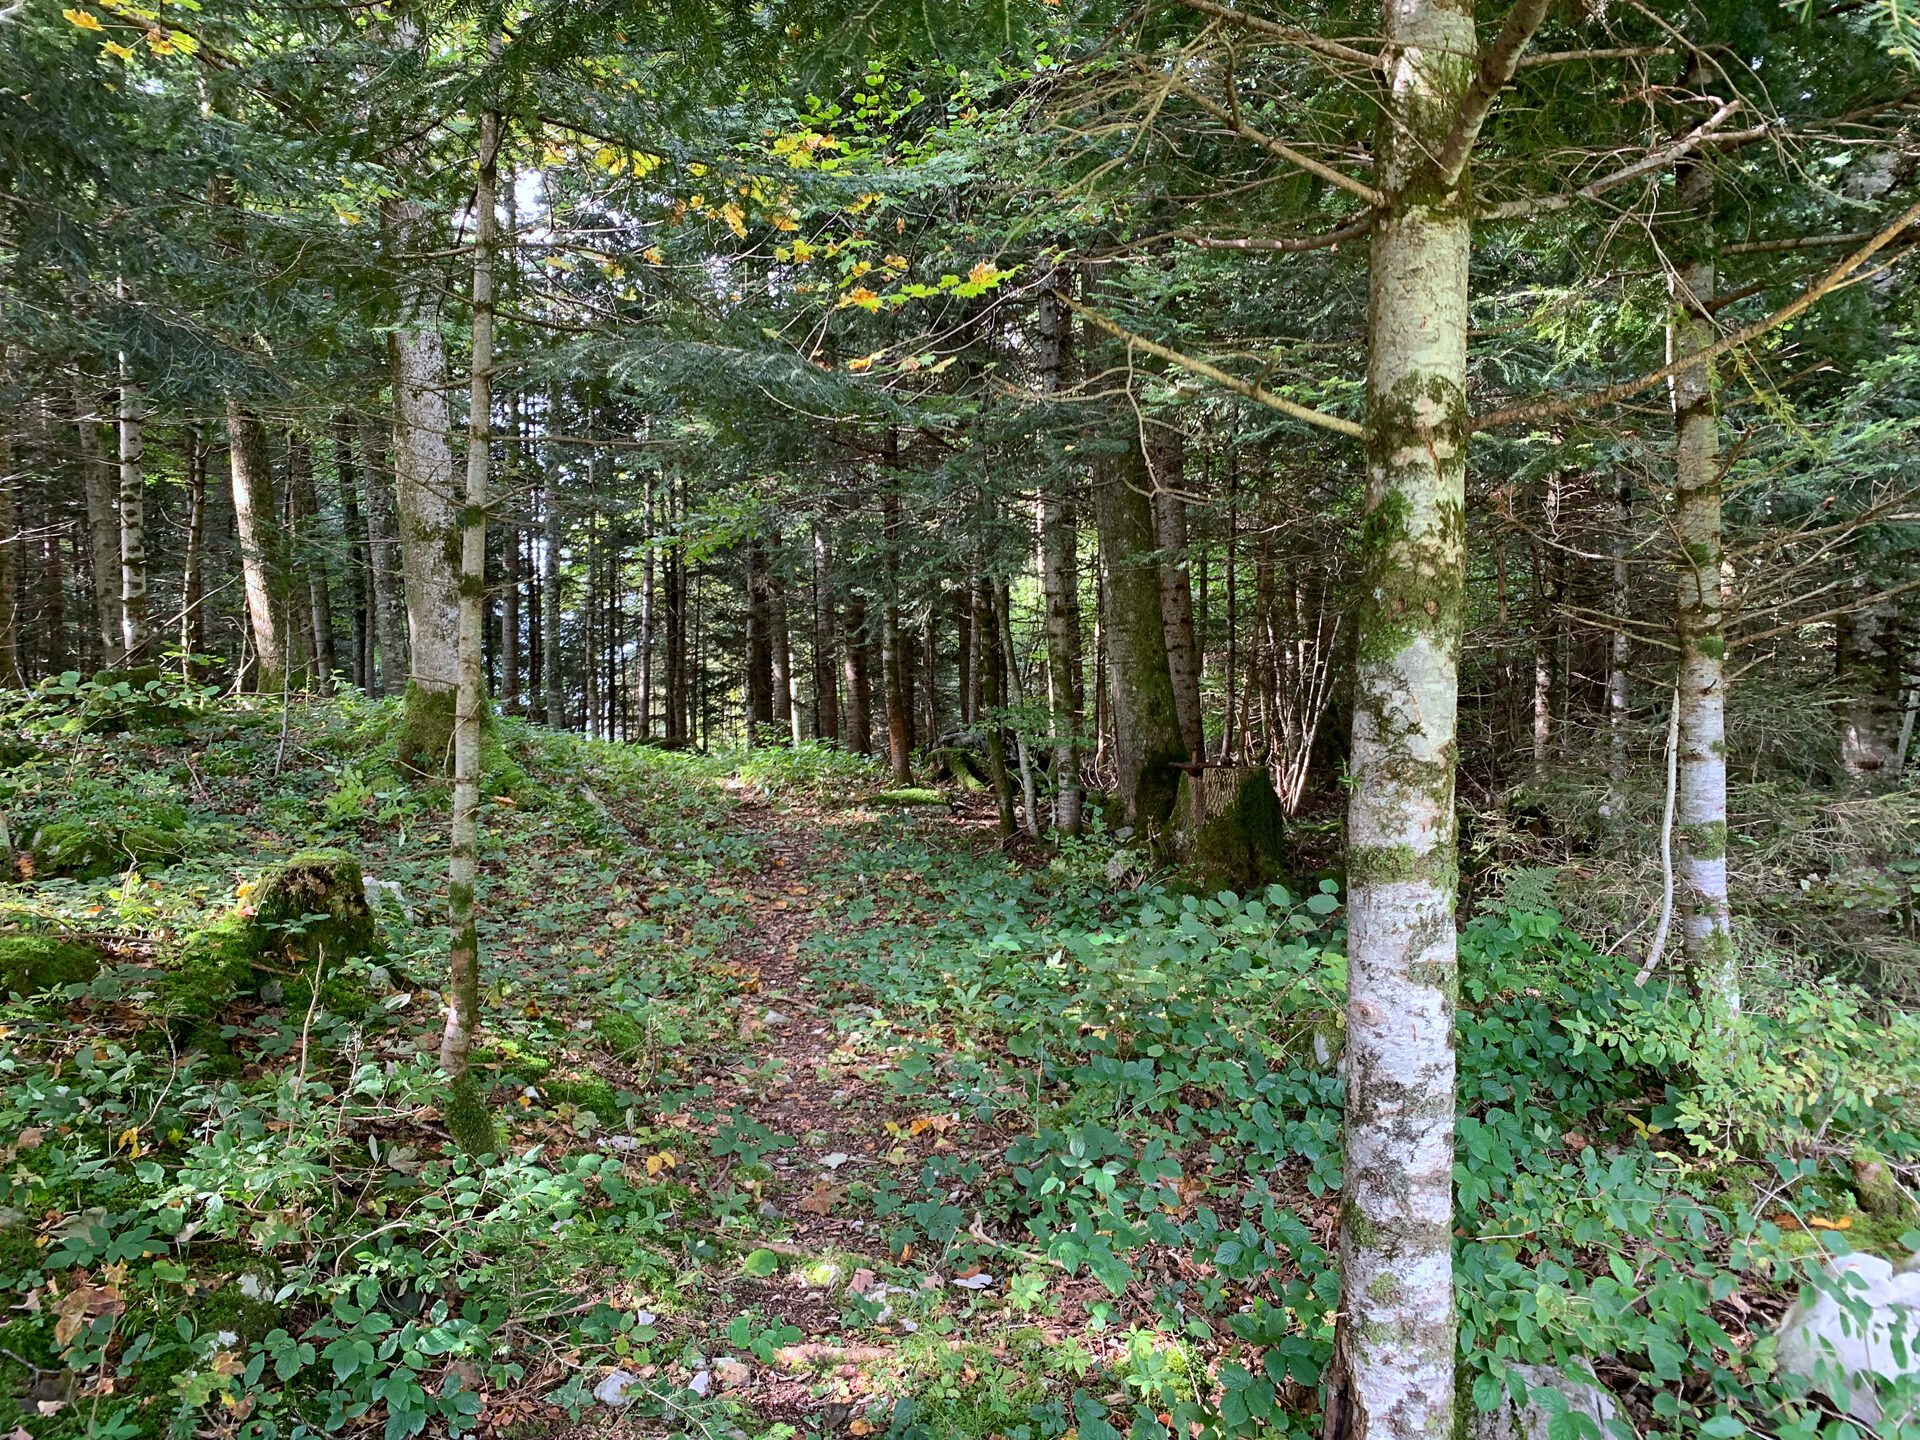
[1173,765,1286,895]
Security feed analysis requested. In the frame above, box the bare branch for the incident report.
[1733,576,1920,648]
[1164,76,1387,207]
[1473,193,1920,430]
[1057,290,1367,439]
[1478,99,1741,219]
[1725,227,1918,255]
[1514,45,1674,66]
[1167,0,1385,69]
[1152,213,1376,252]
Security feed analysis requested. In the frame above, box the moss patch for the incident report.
[0,934,100,996]
[29,818,186,880]
[868,787,949,807]
[445,1071,498,1157]
[592,1012,646,1059]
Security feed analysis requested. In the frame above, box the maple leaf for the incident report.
[797,1181,843,1216]
[63,7,103,28]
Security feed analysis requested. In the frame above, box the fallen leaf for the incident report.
[820,1152,849,1169]
[849,1422,874,1436]
[797,1182,844,1217]
[848,1268,876,1295]
[1807,1214,1853,1230]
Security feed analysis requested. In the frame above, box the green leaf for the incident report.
[742,1248,780,1277]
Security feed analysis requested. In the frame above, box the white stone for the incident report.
[593,1369,641,1407]
[687,1370,712,1396]
[1775,1251,1920,1425]
[951,1273,995,1291]
[1466,1363,1616,1440]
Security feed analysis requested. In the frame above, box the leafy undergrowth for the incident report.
[0,685,1916,1440]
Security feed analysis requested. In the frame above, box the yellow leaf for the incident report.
[846,356,875,373]
[64,7,104,28]
[145,34,173,51]
[1807,1214,1853,1230]
[643,246,664,265]
[721,201,746,238]
[102,39,135,58]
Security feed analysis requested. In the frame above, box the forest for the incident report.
[3,0,1920,1435]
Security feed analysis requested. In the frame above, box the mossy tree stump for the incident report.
[248,849,376,966]
[0,934,100,996]
[1172,765,1286,895]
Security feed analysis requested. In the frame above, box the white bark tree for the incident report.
[116,360,150,665]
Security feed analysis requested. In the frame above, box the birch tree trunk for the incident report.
[1035,280,1084,834]
[1329,0,1479,1426]
[227,402,288,694]
[356,417,408,696]
[116,365,150,666]
[441,102,499,1158]
[1667,147,1737,1015]
[771,570,799,747]
[882,480,913,782]
[76,386,122,668]
[1092,435,1187,828]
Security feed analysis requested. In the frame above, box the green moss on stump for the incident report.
[0,934,100,996]
[250,849,376,965]
[1174,767,1287,894]
[444,1072,498,1158]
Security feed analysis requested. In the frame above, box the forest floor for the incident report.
[2,682,1917,1440]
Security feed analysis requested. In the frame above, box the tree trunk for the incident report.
[441,102,498,1158]
[842,594,872,754]
[333,417,371,692]
[1327,0,1474,1426]
[356,417,408,696]
[386,199,461,707]
[289,433,336,692]
[1668,142,1737,1015]
[75,386,122,668]
[772,570,799,746]
[955,582,974,727]
[882,479,913,783]
[1607,477,1631,814]
[812,521,839,743]
[1837,577,1905,784]
[999,581,1040,836]
[638,473,655,738]
[227,402,288,693]
[747,541,775,734]
[1092,436,1188,827]
[1036,280,1085,833]
[542,465,565,727]
[180,424,207,681]
[1531,538,1553,775]
[1151,432,1205,761]
[0,422,18,687]
[116,363,150,665]
[980,573,1016,834]
[501,407,521,709]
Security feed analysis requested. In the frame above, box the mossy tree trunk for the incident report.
[227,401,288,694]
[1151,431,1205,762]
[1092,434,1187,828]
[0,420,18,688]
[1667,138,1737,1016]
[980,572,1016,835]
[1328,0,1497,1426]
[882,476,914,783]
[441,103,499,1159]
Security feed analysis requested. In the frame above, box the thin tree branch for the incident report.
[1515,45,1674,66]
[1057,291,1367,439]
[1477,99,1741,219]
[1167,0,1385,69]
[1732,576,1920,648]
[1725,227,1917,255]
[1434,0,1555,186]
[1152,213,1377,252]
[1165,77,1388,208]
[1474,194,1920,430]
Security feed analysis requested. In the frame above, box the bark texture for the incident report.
[76,386,122,667]
[1667,149,1737,1015]
[116,368,150,664]
[1091,436,1188,828]
[1035,280,1084,834]
[227,402,288,693]
[1151,432,1206,761]
[357,418,409,695]
[1330,0,1475,1428]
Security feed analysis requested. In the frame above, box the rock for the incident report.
[29,817,185,880]
[714,1358,751,1388]
[757,1200,785,1220]
[1170,766,1286,895]
[821,1152,849,1169]
[1466,1362,1616,1440]
[687,1370,713,1396]
[952,1273,994,1291]
[593,1368,642,1407]
[1776,1251,1920,1424]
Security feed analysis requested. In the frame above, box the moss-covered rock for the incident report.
[248,849,376,965]
[592,1012,646,1059]
[0,934,100,996]
[546,1074,620,1120]
[1853,1146,1914,1218]
[29,817,186,880]
[930,747,990,793]
[1172,766,1287,895]
[156,913,262,1020]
